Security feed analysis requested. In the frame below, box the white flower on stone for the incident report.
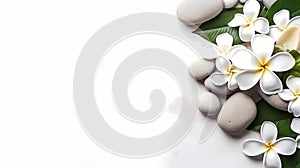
[228,0,270,42]
[210,56,239,90]
[231,35,295,94]
[269,9,300,41]
[278,76,300,117]
[202,33,245,60]
[290,118,300,149]
[242,121,297,168]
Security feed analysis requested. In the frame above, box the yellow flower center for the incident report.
[265,142,275,152]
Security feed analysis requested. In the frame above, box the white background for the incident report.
[0,0,263,168]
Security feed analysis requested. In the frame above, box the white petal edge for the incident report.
[228,75,239,90]
[267,52,295,72]
[260,69,283,95]
[216,33,233,51]
[261,121,278,143]
[239,24,255,42]
[289,16,300,27]
[235,70,262,90]
[226,45,246,59]
[278,89,296,101]
[273,9,290,30]
[289,99,300,117]
[254,17,270,34]
[251,34,275,61]
[277,25,300,51]
[215,56,231,73]
[291,118,300,134]
[210,72,229,86]
[242,139,267,156]
[263,150,282,168]
[231,49,261,70]
[269,26,282,41]
[274,137,297,155]
[286,75,300,94]
[228,13,247,27]
[243,0,260,20]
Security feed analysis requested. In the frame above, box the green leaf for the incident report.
[291,9,300,17]
[281,150,300,168]
[193,8,243,45]
[247,100,296,138]
[265,0,300,25]
[280,50,300,84]
[193,26,242,45]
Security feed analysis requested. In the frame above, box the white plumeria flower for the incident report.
[290,118,300,149]
[228,0,270,42]
[278,76,300,117]
[210,56,239,90]
[242,121,297,168]
[202,33,245,60]
[269,9,300,41]
[231,35,295,94]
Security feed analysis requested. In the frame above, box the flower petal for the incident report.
[231,49,261,70]
[288,98,300,117]
[261,121,278,143]
[278,89,296,101]
[239,24,255,42]
[291,118,300,134]
[260,69,283,95]
[269,26,282,41]
[226,45,246,59]
[210,72,229,86]
[251,34,275,61]
[235,70,262,90]
[243,0,260,20]
[242,139,267,156]
[254,17,270,34]
[216,33,233,51]
[274,137,297,155]
[289,16,300,27]
[215,56,231,73]
[263,150,282,168]
[228,13,248,27]
[277,25,300,52]
[286,75,300,93]
[201,45,220,59]
[267,52,295,72]
[228,75,239,90]
[296,136,300,149]
[273,9,290,30]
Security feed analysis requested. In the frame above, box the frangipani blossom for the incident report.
[228,0,269,42]
[242,121,297,168]
[269,9,300,41]
[278,76,300,117]
[231,35,295,95]
[202,33,245,60]
[210,56,239,90]
[290,118,300,149]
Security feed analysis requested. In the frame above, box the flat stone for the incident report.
[223,0,238,8]
[177,0,224,25]
[256,87,288,111]
[204,77,233,96]
[218,92,257,135]
[189,58,215,80]
[243,88,262,103]
[198,92,222,117]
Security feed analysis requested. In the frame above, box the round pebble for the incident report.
[177,0,224,25]
[256,87,288,111]
[218,92,257,135]
[189,58,215,80]
[223,0,238,8]
[204,77,233,96]
[198,92,222,117]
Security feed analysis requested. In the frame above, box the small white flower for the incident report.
[279,76,300,117]
[228,0,270,42]
[231,35,295,94]
[202,33,245,60]
[269,9,300,41]
[210,56,239,90]
[242,121,297,168]
[290,118,300,149]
